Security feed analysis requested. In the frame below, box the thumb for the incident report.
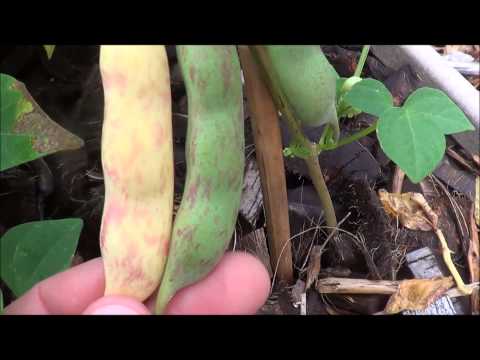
[83,295,151,315]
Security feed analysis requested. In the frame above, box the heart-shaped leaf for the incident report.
[377,108,446,183]
[344,78,393,117]
[403,87,474,134]
[1,73,84,171]
[0,219,83,297]
[377,86,475,183]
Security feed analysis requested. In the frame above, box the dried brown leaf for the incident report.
[384,277,454,314]
[378,189,438,231]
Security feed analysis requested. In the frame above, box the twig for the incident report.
[431,175,469,241]
[298,214,325,273]
[319,212,352,254]
[269,219,349,294]
[316,277,479,298]
[238,46,293,284]
[392,166,405,194]
[305,212,352,290]
[446,147,480,176]
[355,233,383,280]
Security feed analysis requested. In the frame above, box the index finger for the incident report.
[4,258,105,315]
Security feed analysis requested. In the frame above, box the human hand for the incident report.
[3,252,271,315]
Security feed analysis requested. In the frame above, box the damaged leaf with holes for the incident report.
[0,73,84,171]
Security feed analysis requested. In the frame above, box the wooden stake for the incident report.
[238,46,293,284]
[316,277,478,298]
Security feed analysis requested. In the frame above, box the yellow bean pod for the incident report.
[99,45,174,301]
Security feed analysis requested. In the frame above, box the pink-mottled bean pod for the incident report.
[99,45,174,302]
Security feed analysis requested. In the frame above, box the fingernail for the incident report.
[89,304,144,315]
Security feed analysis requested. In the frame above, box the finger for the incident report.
[4,258,105,315]
[82,295,151,315]
[156,252,271,315]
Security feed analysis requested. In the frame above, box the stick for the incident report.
[238,46,293,284]
[391,166,405,194]
[316,277,479,298]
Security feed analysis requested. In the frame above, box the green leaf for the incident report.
[344,78,393,117]
[0,219,83,297]
[403,88,474,134]
[377,86,475,183]
[43,45,55,60]
[1,134,40,171]
[377,107,446,183]
[0,73,84,171]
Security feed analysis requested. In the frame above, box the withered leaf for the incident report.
[384,277,454,314]
[378,189,438,231]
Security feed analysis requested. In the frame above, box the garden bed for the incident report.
[0,45,478,314]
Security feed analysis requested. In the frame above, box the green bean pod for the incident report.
[155,46,244,314]
[262,45,339,134]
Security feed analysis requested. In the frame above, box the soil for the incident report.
[0,45,477,314]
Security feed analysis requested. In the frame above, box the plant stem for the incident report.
[304,143,338,230]
[354,45,371,78]
[435,229,472,295]
[318,120,378,151]
[249,45,338,230]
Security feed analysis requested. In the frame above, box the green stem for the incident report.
[249,45,338,230]
[354,45,371,78]
[304,144,338,230]
[318,120,378,151]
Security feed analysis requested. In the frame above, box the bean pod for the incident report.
[155,45,244,314]
[99,45,174,301]
[262,45,339,134]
